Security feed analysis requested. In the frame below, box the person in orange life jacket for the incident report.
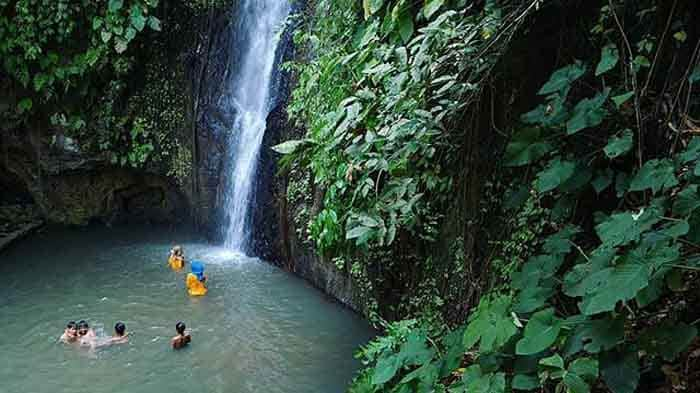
[168,245,185,270]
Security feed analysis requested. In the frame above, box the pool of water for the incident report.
[0,225,374,393]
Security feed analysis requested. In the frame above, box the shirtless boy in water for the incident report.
[171,321,191,349]
[77,320,96,346]
[60,321,78,343]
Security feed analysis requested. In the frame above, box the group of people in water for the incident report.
[169,245,209,296]
[59,320,129,348]
[60,245,204,351]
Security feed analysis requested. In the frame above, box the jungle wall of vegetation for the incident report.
[276,0,700,392]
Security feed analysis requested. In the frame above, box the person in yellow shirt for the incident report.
[186,261,208,296]
[168,245,185,270]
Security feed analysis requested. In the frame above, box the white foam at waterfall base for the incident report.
[222,0,291,253]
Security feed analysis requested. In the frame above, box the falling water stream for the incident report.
[222,0,291,253]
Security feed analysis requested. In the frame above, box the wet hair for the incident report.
[175,321,186,335]
[114,322,126,336]
[67,321,77,329]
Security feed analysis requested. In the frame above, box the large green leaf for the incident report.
[398,331,434,366]
[591,169,613,194]
[629,159,678,194]
[543,225,581,255]
[578,262,650,315]
[422,0,445,19]
[604,129,633,159]
[562,358,598,393]
[130,5,146,31]
[678,137,700,164]
[516,308,562,355]
[595,201,663,247]
[512,254,564,290]
[612,91,634,108]
[463,296,518,353]
[504,128,554,167]
[673,185,700,216]
[539,62,587,96]
[512,374,539,391]
[363,0,385,19]
[595,44,619,76]
[600,349,639,393]
[566,88,610,135]
[271,139,310,155]
[108,0,124,12]
[514,284,555,313]
[575,317,624,353]
[562,247,617,299]
[372,353,401,384]
[521,93,569,127]
[462,367,506,393]
[534,158,577,193]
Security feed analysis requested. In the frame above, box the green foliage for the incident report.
[0,0,160,119]
[349,2,700,392]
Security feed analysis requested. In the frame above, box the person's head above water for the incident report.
[77,320,89,336]
[176,321,186,336]
[114,322,126,337]
[191,261,205,281]
[65,321,78,338]
[172,245,183,256]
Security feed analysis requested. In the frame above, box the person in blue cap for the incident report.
[186,261,208,296]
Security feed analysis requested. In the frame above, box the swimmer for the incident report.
[186,261,208,296]
[77,320,96,346]
[60,321,78,343]
[110,322,129,344]
[169,245,185,270]
[171,321,191,350]
[94,322,129,348]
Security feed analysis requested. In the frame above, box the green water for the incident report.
[0,226,374,393]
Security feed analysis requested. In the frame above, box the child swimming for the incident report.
[171,321,191,350]
[110,322,129,344]
[186,261,208,296]
[168,245,185,270]
[92,322,130,348]
[77,320,96,346]
[59,321,78,343]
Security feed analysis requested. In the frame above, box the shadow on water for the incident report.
[0,224,375,393]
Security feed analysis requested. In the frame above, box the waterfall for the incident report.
[222,0,291,253]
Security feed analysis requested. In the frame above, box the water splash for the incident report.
[222,0,291,253]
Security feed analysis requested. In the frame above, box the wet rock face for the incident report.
[0,130,188,228]
[187,6,240,241]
